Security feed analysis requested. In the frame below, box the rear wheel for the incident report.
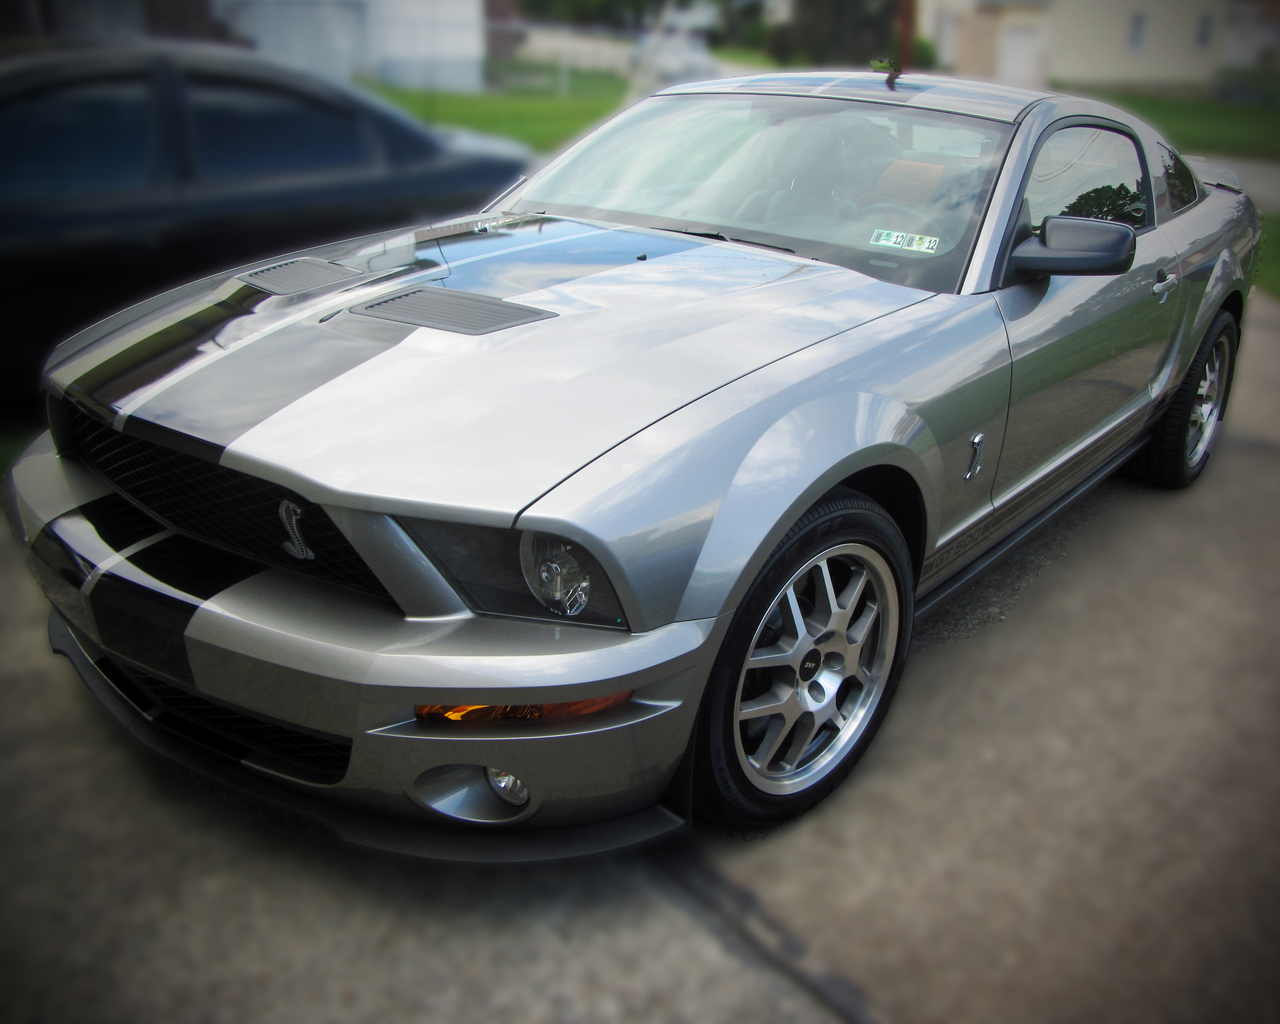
[1129,310,1237,488]
[694,488,913,828]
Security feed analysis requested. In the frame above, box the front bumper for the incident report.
[7,434,727,860]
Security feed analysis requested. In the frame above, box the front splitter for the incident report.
[47,610,688,863]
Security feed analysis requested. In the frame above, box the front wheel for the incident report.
[694,488,913,828]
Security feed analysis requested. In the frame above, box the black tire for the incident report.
[1129,310,1237,488]
[693,487,914,828]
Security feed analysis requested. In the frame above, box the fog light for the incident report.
[486,767,529,806]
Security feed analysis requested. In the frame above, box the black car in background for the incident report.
[0,40,529,411]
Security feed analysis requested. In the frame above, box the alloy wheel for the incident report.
[1186,330,1231,468]
[732,542,899,796]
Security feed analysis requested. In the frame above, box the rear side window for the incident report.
[379,116,439,165]
[0,78,153,202]
[1022,126,1149,230]
[186,77,367,181]
[1159,144,1200,214]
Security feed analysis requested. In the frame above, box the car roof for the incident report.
[0,36,441,137]
[658,71,1053,123]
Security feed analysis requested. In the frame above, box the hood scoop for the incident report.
[352,287,558,336]
[240,258,361,295]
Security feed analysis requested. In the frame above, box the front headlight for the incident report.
[400,519,629,629]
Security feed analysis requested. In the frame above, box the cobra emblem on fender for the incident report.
[278,500,315,560]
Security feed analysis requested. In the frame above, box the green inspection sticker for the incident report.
[870,229,940,254]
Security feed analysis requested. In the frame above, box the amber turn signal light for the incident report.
[415,690,632,723]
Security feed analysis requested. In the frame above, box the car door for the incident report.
[990,121,1180,523]
[166,66,386,276]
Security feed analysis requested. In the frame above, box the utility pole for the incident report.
[897,0,915,70]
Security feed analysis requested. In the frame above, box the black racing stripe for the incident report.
[121,414,226,464]
[123,318,408,449]
[72,283,268,409]
[40,494,166,583]
[34,523,96,589]
[27,495,167,641]
[29,526,96,637]
[78,492,166,552]
[54,396,225,467]
[90,574,200,684]
[30,495,267,685]
[126,533,265,601]
[77,218,694,453]
[89,534,266,684]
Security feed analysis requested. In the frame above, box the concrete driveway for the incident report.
[2,295,1278,1024]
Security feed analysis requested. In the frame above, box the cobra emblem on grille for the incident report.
[278,500,315,560]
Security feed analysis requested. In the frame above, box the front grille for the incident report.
[102,658,352,785]
[62,401,392,603]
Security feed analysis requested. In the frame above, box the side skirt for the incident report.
[913,435,1149,621]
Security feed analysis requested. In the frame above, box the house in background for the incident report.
[213,0,484,91]
[1,0,487,93]
[1221,0,1280,68]
[917,0,1229,90]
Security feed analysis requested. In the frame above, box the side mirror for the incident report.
[1009,215,1137,277]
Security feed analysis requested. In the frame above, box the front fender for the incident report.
[521,294,1010,633]
[674,393,932,622]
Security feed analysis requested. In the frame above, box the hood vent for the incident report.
[240,258,361,295]
[351,287,557,335]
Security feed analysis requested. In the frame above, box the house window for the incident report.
[1195,14,1213,48]
[1128,12,1146,50]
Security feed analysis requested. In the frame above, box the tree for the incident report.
[518,0,660,27]
[769,0,895,66]
[1061,182,1145,226]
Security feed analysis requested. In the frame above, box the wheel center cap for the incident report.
[799,650,822,682]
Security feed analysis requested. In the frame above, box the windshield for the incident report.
[507,94,1014,294]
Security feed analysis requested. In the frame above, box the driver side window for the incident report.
[1023,126,1150,231]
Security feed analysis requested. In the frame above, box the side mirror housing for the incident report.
[1009,215,1137,278]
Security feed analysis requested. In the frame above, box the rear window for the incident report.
[379,116,440,165]
[1159,144,1201,215]
[186,77,368,181]
[0,77,154,202]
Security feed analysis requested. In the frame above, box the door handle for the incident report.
[1152,269,1179,297]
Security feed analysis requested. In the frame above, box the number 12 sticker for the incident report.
[871,229,940,254]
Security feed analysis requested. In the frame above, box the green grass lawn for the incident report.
[710,46,781,68]
[1091,93,1280,160]
[370,64,627,153]
[1257,212,1280,299]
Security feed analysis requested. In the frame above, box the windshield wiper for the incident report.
[728,237,795,254]
[652,226,795,255]
[652,227,728,241]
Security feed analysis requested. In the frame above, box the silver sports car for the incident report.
[5,73,1260,860]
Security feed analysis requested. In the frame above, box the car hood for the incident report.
[48,216,927,525]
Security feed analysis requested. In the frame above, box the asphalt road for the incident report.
[2,294,1278,1024]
